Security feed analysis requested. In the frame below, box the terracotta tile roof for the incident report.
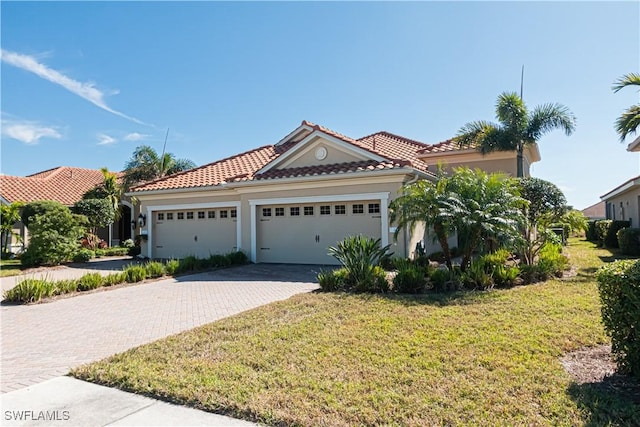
[131,121,441,193]
[257,160,412,181]
[0,167,106,205]
[416,138,477,154]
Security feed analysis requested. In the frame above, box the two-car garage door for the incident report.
[256,200,382,265]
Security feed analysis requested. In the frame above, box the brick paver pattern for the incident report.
[1,266,319,393]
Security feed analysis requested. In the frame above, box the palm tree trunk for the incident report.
[434,223,453,271]
[516,142,524,178]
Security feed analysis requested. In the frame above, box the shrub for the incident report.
[209,254,231,268]
[73,249,94,263]
[461,259,494,290]
[605,220,631,249]
[4,278,56,303]
[586,220,598,242]
[226,250,248,265]
[77,273,104,291]
[318,268,348,292]
[121,239,135,248]
[144,261,166,278]
[492,265,521,287]
[328,235,391,292]
[393,260,426,294]
[123,265,147,283]
[537,243,569,279]
[55,279,79,294]
[179,255,199,273]
[595,220,612,247]
[596,259,640,377]
[429,268,462,292]
[164,259,180,275]
[101,247,129,257]
[103,273,125,287]
[480,249,511,270]
[94,249,105,258]
[128,246,142,257]
[618,227,640,256]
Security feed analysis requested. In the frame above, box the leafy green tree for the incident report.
[21,200,68,228]
[446,168,526,269]
[1,202,24,255]
[612,73,640,142]
[560,209,589,236]
[83,168,123,220]
[517,177,567,264]
[21,202,84,267]
[73,199,116,248]
[122,145,196,189]
[390,169,459,270]
[455,92,576,177]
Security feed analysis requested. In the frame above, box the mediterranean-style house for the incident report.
[0,166,136,252]
[129,120,541,264]
[600,135,640,227]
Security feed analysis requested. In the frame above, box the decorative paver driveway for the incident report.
[0,264,320,393]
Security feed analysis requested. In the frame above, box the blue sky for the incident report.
[1,1,638,210]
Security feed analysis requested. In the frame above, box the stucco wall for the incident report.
[604,187,640,227]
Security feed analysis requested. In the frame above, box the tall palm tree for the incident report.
[123,145,196,189]
[612,73,640,142]
[455,92,576,177]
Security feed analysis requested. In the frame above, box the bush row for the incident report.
[587,220,631,249]
[72,247,132,262]
[3,251,249,304]
[318,244,569,294]
[596,259,640,378]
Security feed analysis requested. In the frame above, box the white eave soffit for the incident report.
[258,129,387,175]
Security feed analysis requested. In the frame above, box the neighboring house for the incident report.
[0,166,135,252]
[601,135,640,227]
[129,120,541,264]
[581,201,606,221]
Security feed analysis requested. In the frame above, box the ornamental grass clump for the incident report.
[77,272,104,291]
[4,278,56,303]
[144,261,166,278]
[123,265,147,283]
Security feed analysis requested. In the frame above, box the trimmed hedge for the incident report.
[618,228,640,256]
[596,259,640,377]
[606,221,631,248]
[585,220,598,242]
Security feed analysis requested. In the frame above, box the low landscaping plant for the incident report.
[392,259,427,293]
[123,265,147,283]
[208,254,229,268]
[103,272,125,287]
[164,259,180,275]
[56,279,79,294]
[461,259,494,290]
[429,267,462,292]
[226,251,248,265]
[596,259,640,377]
[77,272,104,291]
[144,261,166,278]
[605,220,631,249]
[617,227,640,256]
[317,268,347,292]
[73,249,94,263]
[586,220,598,242]
[327,235,391,293]
[4,278,56,303]
[178,255,199,273]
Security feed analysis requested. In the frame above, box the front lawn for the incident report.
[0,259,23,277]
[72,239,639,426]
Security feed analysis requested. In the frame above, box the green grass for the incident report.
[0,259,23,277]
[72,239,639,426]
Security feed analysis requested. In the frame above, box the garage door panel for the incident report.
[257,201,381,264]
[153,208,237,259]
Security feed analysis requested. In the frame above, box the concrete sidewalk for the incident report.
[0,377,259,426]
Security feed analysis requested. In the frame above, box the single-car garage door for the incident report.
[152,208,237,259]
[256,200,382,264]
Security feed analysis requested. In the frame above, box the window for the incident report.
[208,211,216,219]
[335,205,346,215]
[186,212,194,220]
[368,203,380,214]
[352,204,364,214]
[290,207,300,216]
[167,213,174,220]
[198,211,205,219]
[304,206,314,216]
[157,213,164,221]
[262,208,272,217]
[220,210,228,218]
[275,207,285,217]
[320,205,331,215]
[177,212,184,220]
[230,209,237,218]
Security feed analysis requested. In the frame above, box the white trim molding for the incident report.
[143,201,242,258]
[248,192,390,263]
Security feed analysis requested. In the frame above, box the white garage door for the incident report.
[256,200,382,264]
[152,208,237,259]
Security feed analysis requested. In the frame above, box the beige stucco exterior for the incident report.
[418,144,541,177]
[601,176,640,227]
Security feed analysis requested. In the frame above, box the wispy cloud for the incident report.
[97,133,117,145]
[0,49,150,126]
[124,132,150,141]
[1,118,62,144]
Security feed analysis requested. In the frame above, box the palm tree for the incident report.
[123,145,196,189]
[455,92,576,177]
[1,202,24,254]
[83,168,123,220]
[612,73,640,142]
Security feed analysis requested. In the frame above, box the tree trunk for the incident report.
[516,142,524,178]
[434,223,453,271]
